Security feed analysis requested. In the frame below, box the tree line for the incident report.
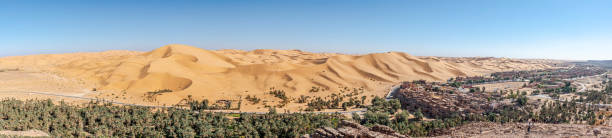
[0,99,343,137]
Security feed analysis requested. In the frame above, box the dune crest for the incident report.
[0,44,554,107]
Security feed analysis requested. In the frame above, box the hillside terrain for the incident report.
[434,122,611,137]
[0,44,556,111]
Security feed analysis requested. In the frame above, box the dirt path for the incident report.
[574,73,607,92]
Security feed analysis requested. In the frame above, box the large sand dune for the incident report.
[0,44,554,110]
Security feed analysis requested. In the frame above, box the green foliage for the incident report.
[413,109,424,121]
[536,101,597,124]
[349,92,599,137]
[309,86,321,93]
[515,96,528,106]
[366,96,401,114]
[580,91,610,104]
[297,95,310,103]
[450,82,462,88]
[351,112,361,122]
[395,111,410,123]
[268,89,288,101]
[0,99,344,137]
[187,99,210,110]
[268,107,277,114]
[268,88,290,107]
[305,89,365,111]
[144,89,173,102]
[606,80,612,92]
[360,111,389,126]
[532,90,540,95]
[305,97,329,111]
[181,95,235,110]
[577,81,612,104]
[505,90,514,99]
[245,95,261,104]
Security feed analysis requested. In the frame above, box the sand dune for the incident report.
[0,44,555,109]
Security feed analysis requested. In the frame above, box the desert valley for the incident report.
[0,44,556,112]
[3,1,612,137]
[3,44,612,137]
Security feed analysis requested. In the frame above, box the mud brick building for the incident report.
[395,81,497,118]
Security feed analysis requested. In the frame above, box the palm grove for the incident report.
[1,76,611,137]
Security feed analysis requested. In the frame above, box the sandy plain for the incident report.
[0,44,557,111]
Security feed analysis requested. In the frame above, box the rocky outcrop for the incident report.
[394,81,497,119]
[433,122,612,138]
[302,120,408,138]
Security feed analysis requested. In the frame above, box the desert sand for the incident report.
[0,44,555,111]
[0,130,49,137]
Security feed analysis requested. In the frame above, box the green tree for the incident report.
[414,109,424,121]
[516,96,528,106]
[352,112,361,122]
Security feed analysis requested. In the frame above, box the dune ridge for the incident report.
[0,44,555,107]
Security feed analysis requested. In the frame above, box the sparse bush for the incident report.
[268,89,290,107]
[515,96,528,106]
[268,89,288,101]
[297,95,310,103]
[414,109,424,121]
[245,95,261,104]
[352,112,361,122]
[309,87,320,93]
[144,89,172,102]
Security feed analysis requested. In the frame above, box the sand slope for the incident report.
[0,44,554,108]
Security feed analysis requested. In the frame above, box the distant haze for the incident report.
[1,0,611,60]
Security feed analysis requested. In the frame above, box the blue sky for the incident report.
[1,0,611,60]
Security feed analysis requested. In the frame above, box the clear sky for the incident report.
[1,0,611,60]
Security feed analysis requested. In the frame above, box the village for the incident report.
[393,65,610,119]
